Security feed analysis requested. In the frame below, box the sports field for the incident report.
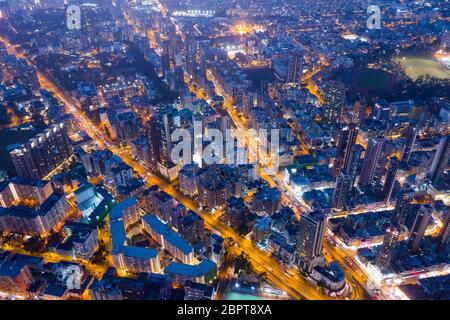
[396,56,450,80]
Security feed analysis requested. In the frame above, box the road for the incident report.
[128,3,366,299]
[0,36,331,300]
[198,71,367,299]
[0,31,371,299]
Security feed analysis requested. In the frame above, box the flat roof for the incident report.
[109,197,137,221]
[11,176,50,188]
[109,198,158,261]
[143,214,193,255]
[164,260,216,278]
[0,192,65,218]
[124,246,158,259]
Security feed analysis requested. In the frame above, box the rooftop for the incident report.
[143,214,193,255]
[164,260,216,278]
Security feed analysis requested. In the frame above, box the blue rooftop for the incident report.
[0,192,65,218]
[109,197,158,261]
[164,260,216,278]
[143,214,193,255]
[124,246,158,259]
[109,197,137,221]
[11,176,49,188]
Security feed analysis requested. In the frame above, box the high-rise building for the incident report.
[184,280,215,300]
[142,214,195,265]
[429,135,450,183]
[131,138,151,168]
[332,124,358,177]
[216,115,232,138]
[348,144,363,190]
[148,108,178,167]
[179,164,202,197]
[178,211,206,245]
[332,172,351,211]
[148,107,181,180]
[392,186,414,227]
[359,137,389,189]
[322,81,346,125]
[400,125,417,165]
[352,100,367,125]
[80,149,113,177]
[184,35,198,79]
[438,208,450,247]
[109,162,134,189]
[382,158,399,203]
[196,40,209,83]
[0,260,34,296]
[376,223,400,272]
[89,280,123,300]
[0,192,69,236]
[110,108,140,144]
[225,196,251,228]
[10,123,73,180]
[164,259,216,286]
[286,47,303,85]
[110,198,161,274]
[296,211,326,273]
[174,66,187,94]
[373,99,391,121]
[150,190,176,223]
[251,186,281,216]
[407,205,432,253]
[161,40,171,73]
[63,221,99,260]
[0,177,53,208]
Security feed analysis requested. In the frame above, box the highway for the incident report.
[0,36,331,300]
[197,71,368,300]
[0,31,370,300]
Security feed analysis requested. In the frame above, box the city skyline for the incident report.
[0,0,449,304]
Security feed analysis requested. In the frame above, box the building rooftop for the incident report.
[124,246,158,260]
[0,261,26,278]
[143,214,193,255]
[164,260,216,278]
[10,176,50,188]
[64,221,97,243]
[313,262,345,283]
[153,190,173,203]
[110,198,158,262]
[0,192,65,218]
